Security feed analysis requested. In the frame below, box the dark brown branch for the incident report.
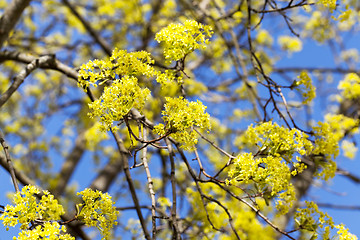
[0,129,20,192]
[116,205,152,211]
[165,138,181,240]
[142,127,157,240]
[337,167,360,184]
[0,54,55,108]
[250,0,311,14]
[316,203,360,211]
[0,50,95,101]
[0,0,32,49]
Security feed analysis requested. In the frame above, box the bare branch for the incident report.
[112,131,151,240]
[61,0,112,56]
[142,127,157,240]
[0,54,55,108]
[0,129,20,192]
[0,153,36,187]
[337,167,360,184]
[0,50,95,101]
[316,203,360,211]
[165,138,181,240]
[0,0,32,49]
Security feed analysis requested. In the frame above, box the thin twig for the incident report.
[174,142,225,234]
[213,180,296,240]
[142,127,157,240]
[116,205,152,211]
[165,138,181,240]
[0,0,32,48]
[316,203,360,211]
[112,131,151,240]
[201,194,240,240]
[0,129,19,192]
[194,129,236,178]
[61,0,112,56]
[194,129,235,159]
[193,147,212,179]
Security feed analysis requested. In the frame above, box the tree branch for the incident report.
[0,54,55,108]
[165,138,181,240]
[0,0,32,49]
[0,129,20,192]
[61,0,112,56]
[142,127,157,240]
[112,131,151,240]
[53,132,86,197]
[0,50,95,101]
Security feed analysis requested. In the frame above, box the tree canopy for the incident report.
[0,0,360,239]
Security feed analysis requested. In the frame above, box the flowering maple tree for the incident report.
[0,0,359,239]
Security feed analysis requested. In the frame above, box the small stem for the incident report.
[0,129,19,192]
[165,138,181,240]
[142,127,157,240]
[112,132,151,240]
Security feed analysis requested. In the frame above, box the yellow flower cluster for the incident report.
[0,186,64,229]
[341,140,358,159]
[324,114,359,141]
[77,188,119,240]
[295,201,358,239]
[16,222,74,240]
[304,11,334,43]
[155,20,213,62]
[312,114,359,180]
[244,121,313,158]
[296,71,316,104]
[0,185,73,239]
[334,8,353,22]
[336,224,358,240]
[228,153,297,213]
[156,69,182,86]
[230,122,314,213]
[88,76,151,131]
[278,35,303,52]
[78,49,156,90]
[256,29,274,46]
[295,201,334,239]
[78,21,214,133]
[319,0,336,10]
[84,122,110,150]
[77,49,159,131]
[338,73,360,100]
[230,118,357,213]
[153,97,211,150]
[0,186,119,240]
[312,113,359,160]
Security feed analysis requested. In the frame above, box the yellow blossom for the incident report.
[278,36,302,52]
[338,73,360,100]
[155,20,213,62]
[154,96,211,150]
